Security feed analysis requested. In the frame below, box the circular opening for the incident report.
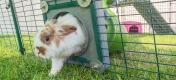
[74,14,90,56]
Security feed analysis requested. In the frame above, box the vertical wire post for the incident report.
[9,0,25,54]
[116,0,129,78]
[148,0,161,80]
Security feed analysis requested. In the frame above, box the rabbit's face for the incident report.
[34,19,77,59]
[34,20,58,59]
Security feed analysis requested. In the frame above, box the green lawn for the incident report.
[0,34,176,80]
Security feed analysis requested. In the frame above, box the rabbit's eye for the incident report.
[58,30,63,32]
[46,36,50,41]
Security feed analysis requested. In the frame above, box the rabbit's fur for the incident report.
[34,13,86,76]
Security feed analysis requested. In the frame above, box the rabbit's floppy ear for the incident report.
[45,19,57,27]
[50,19,57,24]
[59,25,77,35]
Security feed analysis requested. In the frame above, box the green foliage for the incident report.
[104,0,114,5]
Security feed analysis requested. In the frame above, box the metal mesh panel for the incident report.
[95,0,176,80]
[0,0,19,56]
[13,0,44,54]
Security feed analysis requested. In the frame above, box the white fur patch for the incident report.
[34,13,86,75]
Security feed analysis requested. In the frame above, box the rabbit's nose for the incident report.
[36,46,40,49]
[36,46,46,55]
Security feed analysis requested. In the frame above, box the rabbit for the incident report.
[34,12,87,76]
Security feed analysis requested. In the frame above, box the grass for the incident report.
[0,34,176,80]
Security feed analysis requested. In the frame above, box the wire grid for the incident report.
[0,0,19,55]
[14,0,44,54]
[95,0,176,80]
[0,0,41,54]
[0,0,176,80]
[2,0,44,54]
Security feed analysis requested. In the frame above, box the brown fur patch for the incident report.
[60,25,77,36]
[36,47,46,55]
[40,21,61,47]
[49,19,57,24]
[40,23,56,45]
[54,38,60,47]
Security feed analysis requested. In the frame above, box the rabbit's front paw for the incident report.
[48,58,64,76]
[48,70,57,77]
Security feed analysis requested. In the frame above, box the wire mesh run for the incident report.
[0,0,19,56]
[95,0,176,80]
[0,0,44,54]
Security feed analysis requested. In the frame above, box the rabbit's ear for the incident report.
[45,19,57,26]
[59,25,77,35]
[50,19,57,24]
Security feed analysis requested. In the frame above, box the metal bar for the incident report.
[90,3,103,62]
[9,0,25,54]
[148,0,161,79]
[48,1,79,11]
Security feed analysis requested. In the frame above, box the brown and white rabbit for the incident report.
[34,12,86,76]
